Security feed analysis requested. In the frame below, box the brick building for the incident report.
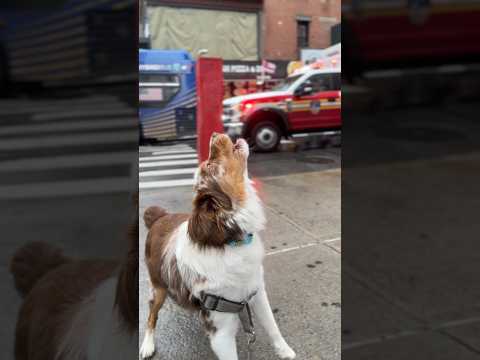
[141,0,263,60]
[262,0,341,60]
[140,0,340,61]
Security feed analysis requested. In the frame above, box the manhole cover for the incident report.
[297,155,335,164]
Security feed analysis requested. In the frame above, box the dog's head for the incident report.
[189,133,262,248]
[196,132,249,199]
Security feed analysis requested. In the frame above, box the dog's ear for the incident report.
[188,181,242,249]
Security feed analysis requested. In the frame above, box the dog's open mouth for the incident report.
[209,133,249,160]
[233,138,249,157]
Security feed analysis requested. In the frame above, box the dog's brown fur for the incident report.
[144,210,199,308]
[11,194,139,360]
[13,255,118,360]
[188,180,243,249]
[143,133,250,337]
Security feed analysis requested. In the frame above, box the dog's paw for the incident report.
[275,344,296,359]
[140,331,156,359]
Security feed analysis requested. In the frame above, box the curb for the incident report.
[280,131,341,152]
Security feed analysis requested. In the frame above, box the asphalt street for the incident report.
[342,98,480,359]
[139,145,342,360]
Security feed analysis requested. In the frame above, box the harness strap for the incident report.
[199,291,257,313]
[199,292,258,359]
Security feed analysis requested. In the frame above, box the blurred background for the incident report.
[341,1,480,359]
[0,0,137,358]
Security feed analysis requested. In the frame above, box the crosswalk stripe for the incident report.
[0,152,136,171]
[0,177,134,199]
[0,102,129,116]
[139,146,193,153]
[0,131,137,150]
[0,95,118,105]
[0,118,137,135]
[139,159,198,168]
[0,94,137,199]
[139,154,197,162]
[150,149,196,155]
[138,143,198,190]
[140,178,195,189]
[139,168,197,177]
[0,97,123,109]
[32,108,136,121]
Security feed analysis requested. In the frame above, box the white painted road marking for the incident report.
[151,149,196,156]
[140,168,197,177]
[139,159,198,168]
[32,108,135,121]
[140,178,195,189]
[139,143,198,190]
[266,237,341,256]
[0,95,137,198]
[0,118,136,135]
[139,154,197,162]
[0,131,137,150]
[0,152,135,171]
[0,177,133,199]
[266,242,320,256]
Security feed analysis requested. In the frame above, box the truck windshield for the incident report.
[272,74,302,91]
[139,73,180,108]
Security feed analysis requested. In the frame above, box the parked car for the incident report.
[222,68,341,151]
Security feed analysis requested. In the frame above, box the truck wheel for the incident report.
[252,121,281,152]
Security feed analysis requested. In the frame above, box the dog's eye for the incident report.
[206,162,216,173]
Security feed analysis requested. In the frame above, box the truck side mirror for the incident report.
[302,86,313,95]
[295,85,313,97]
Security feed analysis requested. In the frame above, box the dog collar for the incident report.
[227,233,254,247]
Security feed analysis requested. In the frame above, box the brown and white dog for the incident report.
[10,196,138,360]
[140,133,296,360]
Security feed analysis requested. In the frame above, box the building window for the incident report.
[297,20,310,50]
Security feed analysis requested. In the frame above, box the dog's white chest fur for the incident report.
[174,180,267,302]
[175,221,266,301]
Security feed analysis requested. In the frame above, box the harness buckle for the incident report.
[201,294,220,311]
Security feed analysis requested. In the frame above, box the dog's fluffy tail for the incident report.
[10,242,69,297]
[144,206,168,229]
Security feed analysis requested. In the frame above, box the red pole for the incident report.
[195,57,224,163]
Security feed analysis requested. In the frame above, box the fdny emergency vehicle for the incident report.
[342,0,480,79]
[222,67,341,152]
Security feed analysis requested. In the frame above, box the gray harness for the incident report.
[200,291,256,313]
[200,291,257,359]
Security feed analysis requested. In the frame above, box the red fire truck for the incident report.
[222,68,341,152]
[342,0,480,80]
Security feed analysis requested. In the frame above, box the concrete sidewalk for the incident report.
[139,148,341,360]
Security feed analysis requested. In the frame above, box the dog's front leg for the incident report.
[205,312,240,360]
[250,285,296,359]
